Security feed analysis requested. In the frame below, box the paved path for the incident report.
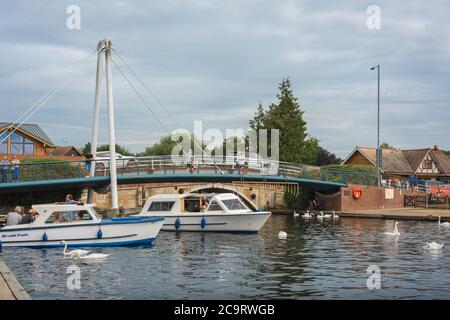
[0,258,31,300]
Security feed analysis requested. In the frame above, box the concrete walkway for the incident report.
[0,258,31,300]
[338,207,450,221]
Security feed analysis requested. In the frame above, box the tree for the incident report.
[140,134,207,156]
[380,142,394,149]
[141,135,178,156]
[261,78,318,164]
[249,102,266,130]
[314,147,342,166]
[81,142,133,156]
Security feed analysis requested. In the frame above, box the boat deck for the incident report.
[0,258,31,300]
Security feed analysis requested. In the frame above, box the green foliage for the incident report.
[97,144,132,156]
[16,158,84,182]
[139,134,206,156]
[284,189,314,211]
[81,142,133,156]
[249,78,320,165]
[380,142,394,149]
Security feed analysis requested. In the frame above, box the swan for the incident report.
[278,231,287,239]
[60,241,90,258]
[302,210,312,218]
[323,212,332,219]
[293,211,300,217]
[438,216,450,227]
[332,210,339,220]
[384,221,400,236]
[74,251,110,259]
[316,211,324,221]
[423,242,444,250]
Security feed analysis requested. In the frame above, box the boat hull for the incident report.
[0,217,165,248]
[140,212,271,233]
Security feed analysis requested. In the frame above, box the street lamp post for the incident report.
[370,64,381,187]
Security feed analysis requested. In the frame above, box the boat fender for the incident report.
[200,216,206,229]
[175,217,181,230]
[42,232,48,241]
[97,228,103,239]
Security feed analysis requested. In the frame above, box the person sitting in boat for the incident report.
[19,209,34,224]
[77,212,84,221]
[201,199,209,212]
[5,206,23,226]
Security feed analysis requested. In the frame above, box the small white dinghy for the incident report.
[0,203,165,248]
[137,193,271,233]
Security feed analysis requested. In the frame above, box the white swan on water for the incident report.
[438,216,450,227]
[316,211,324,221]
[60,240,90,258]
[423,242,444,250]
[384,221,400,236]
[74,251,110,259]
[293,211,300,217]
[332,211,339,220]
[278,231,287,239]
[302,210,313,218]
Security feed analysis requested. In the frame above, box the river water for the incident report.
[2,215,450,299]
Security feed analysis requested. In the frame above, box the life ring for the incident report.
[352,187,362,200]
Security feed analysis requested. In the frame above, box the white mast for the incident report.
[88,39,119,211]
[87,40,105,204]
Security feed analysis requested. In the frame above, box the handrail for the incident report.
[0,155,379,186]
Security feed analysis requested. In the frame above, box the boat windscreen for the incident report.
[221,198,248,211]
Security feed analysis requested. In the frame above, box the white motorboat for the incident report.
[0,203,165,248]
[136,193,271,233]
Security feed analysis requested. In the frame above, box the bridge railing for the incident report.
[1,155,378,186]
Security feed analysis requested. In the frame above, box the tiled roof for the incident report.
[0,122,54,146]
[429,150,450,174]
[46,146,83,156]
[358,147,412,174]
[403,148,430,172]
[345,146,450,175]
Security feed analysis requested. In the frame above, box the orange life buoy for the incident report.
[353,187,362,200]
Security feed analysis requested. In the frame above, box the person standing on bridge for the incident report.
[11,156,20,183]
[185,149,194,174]
[1,156,10,183]
[84,152,93,177]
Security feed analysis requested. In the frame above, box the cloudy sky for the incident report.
[1,0,449,158]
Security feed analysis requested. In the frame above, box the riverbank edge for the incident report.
[0,257,31,300]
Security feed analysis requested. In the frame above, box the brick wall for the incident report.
[316,184,424,211]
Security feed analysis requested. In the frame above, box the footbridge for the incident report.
[0,156,377,194]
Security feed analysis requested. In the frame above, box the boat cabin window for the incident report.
[148,201,175,212]
[45,210,93,224]
[184,199,201,212]
[221,198,248,211]
[207,200,223,211]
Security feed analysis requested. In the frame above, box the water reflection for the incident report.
[2,215,450,299]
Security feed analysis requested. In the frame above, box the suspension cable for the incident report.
[111,49,224,174]
[1,49,97,144]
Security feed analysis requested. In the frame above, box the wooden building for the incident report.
[343,146,450,183]
[0,122,54,158]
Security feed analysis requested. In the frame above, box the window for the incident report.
[207,200,223,211]
[45,210,92,223]
[148,201,175,212]
[9,132,34,155]
[0,130,7,154]
[222,199,248,211]
[423,160,433,170]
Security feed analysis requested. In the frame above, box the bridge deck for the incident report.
[0,173,345,193]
